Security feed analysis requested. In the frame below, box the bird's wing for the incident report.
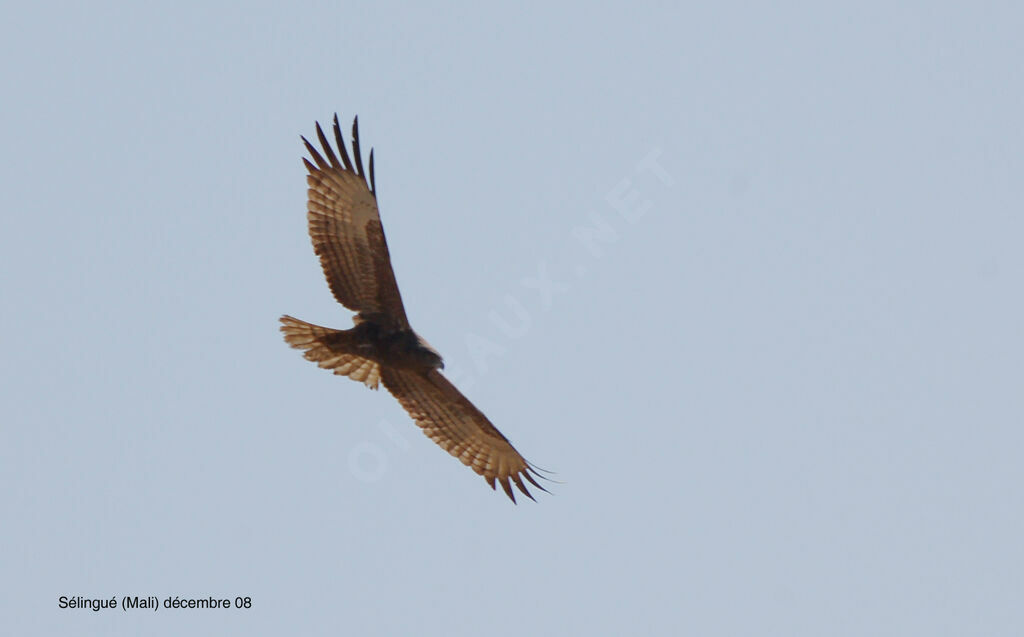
[381,368,548,502]
[302,115,409,328]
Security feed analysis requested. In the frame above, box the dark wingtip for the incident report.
[527,461,556,475]
[301,135,330,171]
[351,116,366,181]
[527,462,562,485]
[331,114,355,172]
[512,474,537,502]
[368,148,376,195]
[523,468,551,494]
[307,114,374,191]
[498,476,517,503]
[315,121,341,169]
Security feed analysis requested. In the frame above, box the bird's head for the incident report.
[414,333,445,369]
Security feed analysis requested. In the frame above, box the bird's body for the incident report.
[347,320,444,372]
[280,115,547,502]
[283,315,442,379]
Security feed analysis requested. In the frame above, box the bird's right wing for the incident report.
[381,368,548,503]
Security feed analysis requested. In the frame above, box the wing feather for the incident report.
[314,121,342,170]
[332,114,356,172]
[381,368,547,503]
[351,116,366,179]
[303,115,408,327]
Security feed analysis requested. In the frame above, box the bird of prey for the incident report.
[280,115,548,502]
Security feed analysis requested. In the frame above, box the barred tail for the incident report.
[279,315,381,389]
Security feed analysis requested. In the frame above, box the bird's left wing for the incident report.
[381,368,548,502]
[302,115,409,328]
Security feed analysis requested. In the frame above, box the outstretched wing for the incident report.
[381,368,548,503]
[302,115,409,329]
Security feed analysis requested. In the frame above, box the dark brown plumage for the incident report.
[281,115,548,502]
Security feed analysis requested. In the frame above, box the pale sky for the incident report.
[2,2,1023,635]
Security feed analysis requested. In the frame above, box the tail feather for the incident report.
[279,315,381,389]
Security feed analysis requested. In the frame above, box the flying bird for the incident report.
[280,115,548,502]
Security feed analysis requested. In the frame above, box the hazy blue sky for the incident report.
[2,2,1022,635]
